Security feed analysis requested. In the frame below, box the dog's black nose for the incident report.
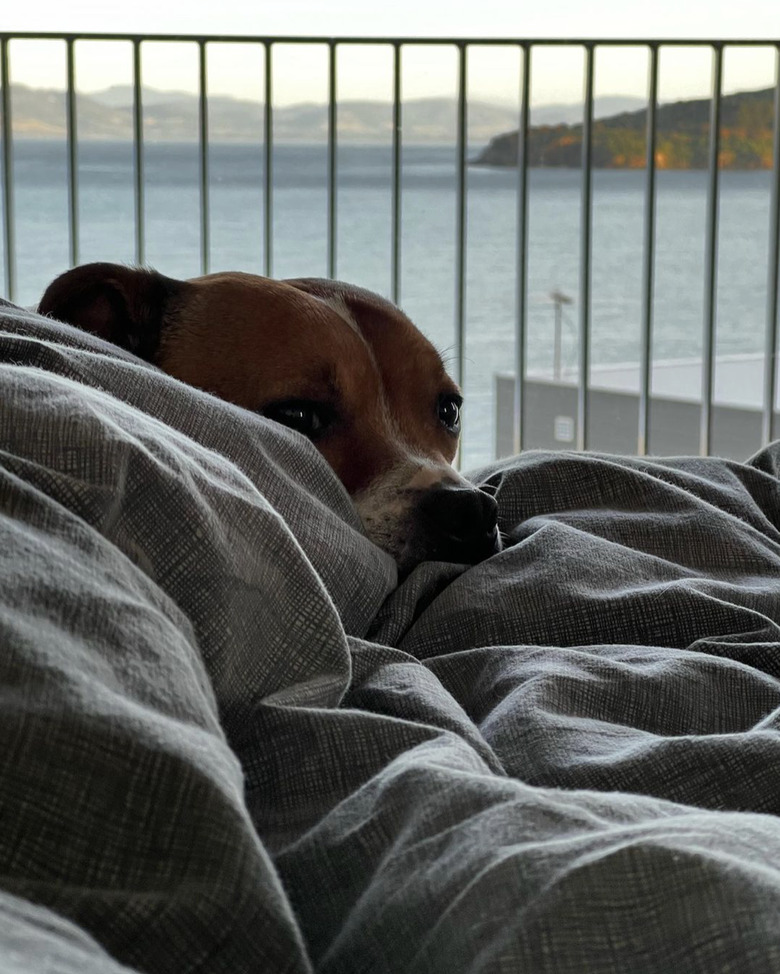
[417,484,501,565]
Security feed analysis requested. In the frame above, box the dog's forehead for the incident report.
[185,273,367,348]
[182,272,458,408]
[284,277,451,378]
[191,273,427,336]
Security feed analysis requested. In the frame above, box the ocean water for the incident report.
[2,139,776,467]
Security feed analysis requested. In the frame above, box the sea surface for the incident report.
[2,140,776,466]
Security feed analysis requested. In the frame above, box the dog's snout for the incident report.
[417,485,501,565]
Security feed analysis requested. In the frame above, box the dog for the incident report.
[39,263,501,572]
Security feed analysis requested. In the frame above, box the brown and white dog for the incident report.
[39,263,501,572]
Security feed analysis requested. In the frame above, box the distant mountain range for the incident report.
[9,83,771,168]
[473,86,776,170]
[5,83,645,144]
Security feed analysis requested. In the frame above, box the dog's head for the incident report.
[39,263,501,571]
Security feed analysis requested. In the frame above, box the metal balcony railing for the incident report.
[1,33,779,460]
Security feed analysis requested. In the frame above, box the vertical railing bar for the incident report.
[762,44,780,446]
[455,41,467,393]
[66,38,79,268]
[0,37,16,302]
[513,43,531,455]
[638,43,659,455]
[327,40,337,279]
[263,41,273,278]
[132,39,145,266]
[198,40,210,276]
[577,43,595,451]
[391,42,401,304]
[700,43,723,457]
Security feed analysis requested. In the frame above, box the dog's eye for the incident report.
[438,394,462,434]
[261,400,335,439]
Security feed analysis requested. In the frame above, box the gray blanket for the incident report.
[2,301,780,973]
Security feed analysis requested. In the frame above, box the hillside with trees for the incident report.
[473,86,776,170]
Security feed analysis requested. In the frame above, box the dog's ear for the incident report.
[38,262,184,361]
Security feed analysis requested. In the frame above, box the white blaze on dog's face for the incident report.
[38,264,500,570]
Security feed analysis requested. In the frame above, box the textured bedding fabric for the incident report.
[3,301,780,973]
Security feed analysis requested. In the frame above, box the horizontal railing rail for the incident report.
[1,33,779,459]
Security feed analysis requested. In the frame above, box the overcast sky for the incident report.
[4,0,779,105]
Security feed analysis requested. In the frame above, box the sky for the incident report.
[4,0,780,106]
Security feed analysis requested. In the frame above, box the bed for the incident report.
[3,297,780,973]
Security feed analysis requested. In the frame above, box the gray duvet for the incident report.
[2,301,780,973]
